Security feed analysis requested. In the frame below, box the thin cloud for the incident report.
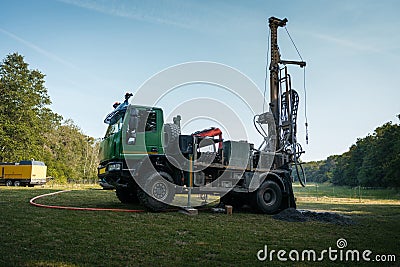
[57,0,248,35]
[0,27,112,89]
[314,33,382,54]
[0,27,78,69]
[58,0,193,29]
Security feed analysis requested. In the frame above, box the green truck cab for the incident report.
[98,94,184,210]
[99,105,164,164]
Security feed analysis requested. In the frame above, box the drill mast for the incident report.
[267,17,306,167]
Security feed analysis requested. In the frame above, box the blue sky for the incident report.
[1,0,399,161]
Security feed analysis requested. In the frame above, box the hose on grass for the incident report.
[30,190,219,213]
[29,190,145,213]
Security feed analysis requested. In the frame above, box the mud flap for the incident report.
[279,174,297,210]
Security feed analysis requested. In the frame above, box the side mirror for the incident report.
[127,108,139,145]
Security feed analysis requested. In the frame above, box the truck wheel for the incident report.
[137,171,175,212]
[5,180,13,187]
[254,180,282,214]
[116,185,139,204]
[14,181,20,187]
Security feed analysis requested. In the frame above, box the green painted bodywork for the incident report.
[99,105,165,164]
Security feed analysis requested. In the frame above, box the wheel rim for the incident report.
[152,181,168,201]
[14,181,20,186]
[263,188,276,206]
[6,181,12,186]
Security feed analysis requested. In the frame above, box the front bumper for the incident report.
[97,162,123,178]
[97,161,137,186]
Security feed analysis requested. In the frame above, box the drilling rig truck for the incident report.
[98,17,307,214]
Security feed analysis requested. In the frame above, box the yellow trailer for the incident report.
[0,161,47,187]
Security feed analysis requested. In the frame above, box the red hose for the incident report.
[29,190,145,213]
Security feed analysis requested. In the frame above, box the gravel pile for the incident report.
[273,208,355,225]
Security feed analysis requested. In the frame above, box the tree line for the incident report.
[299,116,400,188]
[0,53,99,183]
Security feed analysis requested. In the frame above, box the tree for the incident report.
[331,117,400,188]
[299,155,339,184]
[0,53,61,162]
[44,119,99,183]
[0,53,99,184]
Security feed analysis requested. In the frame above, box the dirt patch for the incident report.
[273,208,355,225]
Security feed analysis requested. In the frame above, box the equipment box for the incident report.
[179,135,194,154]
[222,141,250,168]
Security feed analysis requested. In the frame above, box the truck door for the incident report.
[123,108,162,156]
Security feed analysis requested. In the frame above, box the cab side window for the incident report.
[137,111,157,132]
[145,112,157,132]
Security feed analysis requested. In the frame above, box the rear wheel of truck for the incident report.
[116,185,139,204]
[14,181,20,187]
[253,180,282,214]
[5,180,13,187]
[137,171,175,212]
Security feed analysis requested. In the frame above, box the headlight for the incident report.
[108,163,122,171]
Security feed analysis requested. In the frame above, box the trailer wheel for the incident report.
[5,180,13,187]
[116,185,139,204]
[14,181,20,187]
[137,171,175,212]
[254,180,282,214]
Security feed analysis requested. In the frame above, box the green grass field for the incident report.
[0,184,399,266]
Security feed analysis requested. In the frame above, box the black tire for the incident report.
[14,181,20,187]
[116,185,139,204]
[5,180,13,187]
[137,171,175,212]
[163,123,180,151]
[253,180,283,214]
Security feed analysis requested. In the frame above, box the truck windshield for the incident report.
[104,117,123,138]
[104,109,156,138]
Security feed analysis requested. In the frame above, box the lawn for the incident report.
[0,185,399,266]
